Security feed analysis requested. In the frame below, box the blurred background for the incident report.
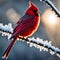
[0,0,60,60]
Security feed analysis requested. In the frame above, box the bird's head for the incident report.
[25,1,40,16]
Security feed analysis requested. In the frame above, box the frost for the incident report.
[0,23,60,58]
[0,23,13,39]
[40,0,60,17]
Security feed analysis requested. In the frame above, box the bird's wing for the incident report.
[12,15,34,38]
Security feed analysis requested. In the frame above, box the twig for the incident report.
[40,0,60,17]
[0,23,60,58]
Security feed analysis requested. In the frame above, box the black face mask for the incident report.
[33,10,39,16]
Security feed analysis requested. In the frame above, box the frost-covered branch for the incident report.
[40,0,60,17]
[0,23,13,34]
[0,23,60,58]
[0,23,13,39]
[21,37,60,58]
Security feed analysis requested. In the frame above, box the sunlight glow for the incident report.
[42,9,58,26]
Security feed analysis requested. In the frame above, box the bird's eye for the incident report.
[33,10,37,13]
[33,10,39,16]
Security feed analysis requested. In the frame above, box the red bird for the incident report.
[2,1,40,59]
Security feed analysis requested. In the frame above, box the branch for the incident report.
[40,0,60,17]
[0,23,60,58]
[0,23,13,39]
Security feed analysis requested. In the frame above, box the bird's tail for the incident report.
[2,38,16,59]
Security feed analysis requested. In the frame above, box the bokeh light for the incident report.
[42,9,58,27]
[6,8,20,23]
[42,9,60,47]
[0,0,60,60]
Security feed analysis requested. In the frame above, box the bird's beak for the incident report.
[37,11,40,14]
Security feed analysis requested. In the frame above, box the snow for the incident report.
[0,23,13,33]
[0,23,13,39]
[28,37,60,58]
[0,23,60,58]
[40,0,60,17]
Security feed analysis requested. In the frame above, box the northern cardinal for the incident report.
[2,1,40,59]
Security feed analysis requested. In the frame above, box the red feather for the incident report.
[2,1,40,59]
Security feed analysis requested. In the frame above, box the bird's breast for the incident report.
[33,15,40,33]
[19,15,40,38]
